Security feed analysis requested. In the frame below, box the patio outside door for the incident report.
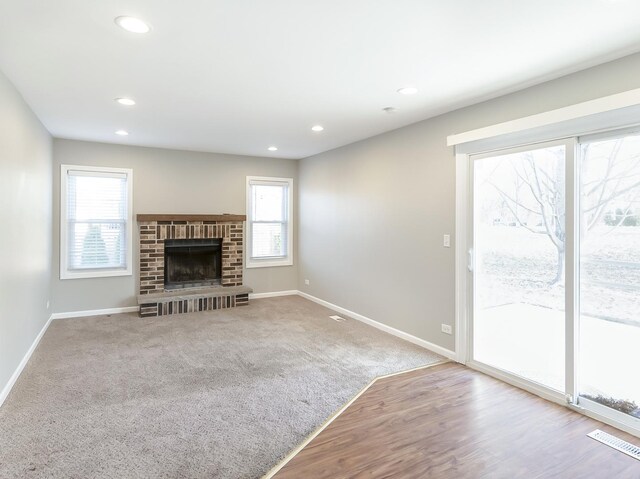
[578,132,640,425]
[469,133,640,435]
[471,142,568,393]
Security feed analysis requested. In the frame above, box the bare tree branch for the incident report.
[488,181,541,216]
[494,189,547,235]
[583,179,640,213]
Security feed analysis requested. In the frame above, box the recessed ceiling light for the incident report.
[115,130,129,136]
[114,16,151,34]
[268,146,278,151]
[311,125,324,132]
[115,97,136,106]
[397,87,418,95]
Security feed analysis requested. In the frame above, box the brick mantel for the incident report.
[136,214,246,222]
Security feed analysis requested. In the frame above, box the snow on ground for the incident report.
[476,225,640,324]
[474,224,640,414]
[475,303,640,406]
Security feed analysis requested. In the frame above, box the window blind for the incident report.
[66,169,128,270]
[250,182,288,259]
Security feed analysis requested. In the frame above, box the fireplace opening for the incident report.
[164,238,222,290]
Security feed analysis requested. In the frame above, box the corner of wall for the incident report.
[0,67,53,403]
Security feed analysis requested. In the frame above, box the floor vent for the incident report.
[329,315,346,322]
[587,429,640,461]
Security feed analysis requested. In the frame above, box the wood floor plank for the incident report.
[272,363,640,478]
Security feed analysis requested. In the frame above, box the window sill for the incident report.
[60,268,132,280]
[246,258,293,269]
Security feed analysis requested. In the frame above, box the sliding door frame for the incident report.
[468,139,575,406]
[574,128,640,437]
[455,135,640,438]
[455,143,568,406]
[565,138,579,406]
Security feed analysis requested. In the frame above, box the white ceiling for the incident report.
[1,1,640,159]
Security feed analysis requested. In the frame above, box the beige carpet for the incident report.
[0,296,443,478]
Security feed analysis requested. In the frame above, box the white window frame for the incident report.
[246,176,293,268]
[60,164,133,279]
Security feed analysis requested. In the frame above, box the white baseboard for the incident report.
[50,306,139,320]
[297,291,457,360]
[249,290,298,299]
[0,314,54,408]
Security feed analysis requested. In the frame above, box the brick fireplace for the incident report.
[136,214,252,317]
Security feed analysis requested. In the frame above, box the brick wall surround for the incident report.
[136,214,249,317]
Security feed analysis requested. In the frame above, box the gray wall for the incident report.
[298,52,640,353]
[0,70,52,395]
[52,139,298,313]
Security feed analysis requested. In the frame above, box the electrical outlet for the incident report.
[441,324,453,335]
[443,234,451,248]
[304,279,310,285]
[46,300,50,309]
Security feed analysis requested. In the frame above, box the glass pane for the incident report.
[68,222,126,270]
[66,170,128,271]
[579,134,640,419]
[474,145,566,391]
[68,174,127,221]
[253,184,285,222]
[251,222,286,258]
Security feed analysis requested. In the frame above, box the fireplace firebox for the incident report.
[164,238,222,290]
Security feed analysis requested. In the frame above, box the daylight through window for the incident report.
[61,165,133,279]
[246,176,293,268]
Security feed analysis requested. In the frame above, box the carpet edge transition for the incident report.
[262,360,451,478]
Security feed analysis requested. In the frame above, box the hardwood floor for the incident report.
[271,363,640,478]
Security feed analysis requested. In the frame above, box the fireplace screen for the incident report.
[164,238,222,290]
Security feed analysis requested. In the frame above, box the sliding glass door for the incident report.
[472,142,568,392]
[470,132,640,434]
[578,133,640,425]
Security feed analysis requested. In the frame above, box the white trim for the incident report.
[468,360,566,406]
[574,398,640,439]
[50,306,139,320]
[249,290,298,299]
[455,153,470,364]
[297,291,456,360]
[60,267,132,280]
[579,124,640,144]
[246,176,294,269]
[0,314,54,408]
[466,139,577,402]
[60,164,134,280]
[245,258,294,269]
[447,88,640,147]
[565,138,580,404]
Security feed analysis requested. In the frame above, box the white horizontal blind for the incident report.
[250,181,289,259]
[66,169,128,271]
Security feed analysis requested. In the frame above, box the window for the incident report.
[60,165,133,279]
[246,176,293,268]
